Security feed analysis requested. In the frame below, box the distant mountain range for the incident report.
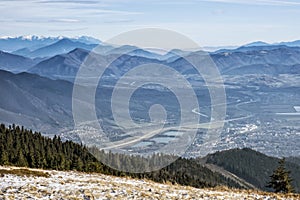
[2,35,300,53]
[0,40,298,128]
[244,41,270,47]
[22,44,300,82]
[0,35,101,53]
[244,40,300,47]
[14,38,98,58]
[28,48,91,81]
[0,35,299,158]
[211,46,300,75]
[1,36,299,83]
[204,40,300,52]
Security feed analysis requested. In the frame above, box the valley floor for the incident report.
[0,166,299,200]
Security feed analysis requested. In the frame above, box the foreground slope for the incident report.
[1,166,299,200]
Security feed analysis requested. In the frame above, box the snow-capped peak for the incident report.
[0,35,67,41]
[0,36,12,39]
[0,35,100,44]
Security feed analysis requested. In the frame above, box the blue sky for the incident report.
[1,0,300,46]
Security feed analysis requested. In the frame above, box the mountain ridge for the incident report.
[0,50,37,72]
[203,148,300,192]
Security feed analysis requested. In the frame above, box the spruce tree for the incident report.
[267,158,294,193]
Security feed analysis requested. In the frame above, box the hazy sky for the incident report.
[1,0,300,46]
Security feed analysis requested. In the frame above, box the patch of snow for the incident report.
[0,166,297,199]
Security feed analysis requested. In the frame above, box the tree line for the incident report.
[0,124,240,189]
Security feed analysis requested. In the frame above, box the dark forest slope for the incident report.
[204,148,300,192]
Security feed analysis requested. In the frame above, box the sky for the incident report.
[1,0,300,46]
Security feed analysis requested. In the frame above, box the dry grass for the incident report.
[210,185,300,199]
[0,167,50,177]
[0,165,300,199]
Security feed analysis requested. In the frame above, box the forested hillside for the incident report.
[204,148,300,192]
[0,124,241,189]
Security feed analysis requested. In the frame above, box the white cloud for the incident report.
[88,9,142,16]
[49,19,81,23]
[38,0,99,5]
[48,27,88,32]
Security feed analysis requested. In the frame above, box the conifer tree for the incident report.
[267,158,294,193]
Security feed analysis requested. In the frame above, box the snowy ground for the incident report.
[0,166,299,200]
